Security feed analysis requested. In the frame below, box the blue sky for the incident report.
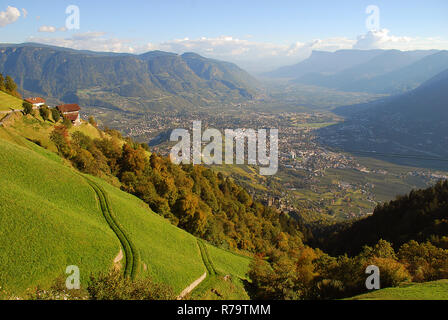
[1,0,448,72]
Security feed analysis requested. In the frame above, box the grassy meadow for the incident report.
[0,113,254,298]
[0,135,119,295]
[90,175,206,294]
[188,241,252,300]
[348,280,448,300]
[1,113,105,153]
[0,91,23,111]
[0,131,206,296]
[205,243,252,281]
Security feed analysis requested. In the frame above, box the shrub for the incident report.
[88,116,97,127]
[50,125,73,158]
[314,279,346,300]
[51,108,61,122]
[140,143,150,152]
[366,257,411,288]
[72,149,97,175]
[87,270,175,300]
[28,276,88,300]
[71,131,93,150]
[27,272,175,300]
[22,102,33,115]
[62,117,73,129]
[39,105,50,121]
[398,240,448,282]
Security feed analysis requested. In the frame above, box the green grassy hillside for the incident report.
[347,280,448,300]
[188,240,252,300]
[0,91,23,111]
[206,243,251,281]
[0,136,119,295]
[0,118,252,299]
[89,175,207,294]
[1,113,105,153]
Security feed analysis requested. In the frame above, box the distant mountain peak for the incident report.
[0,43,258,112]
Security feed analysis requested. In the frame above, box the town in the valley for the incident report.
[82,105,448,222]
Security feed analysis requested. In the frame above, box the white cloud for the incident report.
[354,29,448,51]
[30,33,352,69]
[38,25,57,33]
[38,25,69,33]
[71,31,106,40]
[21,8,27,18]
[0,6,21,27]
[139,36,356,72]
[312,37,356,52]
[27,29,448,73]
[28,32,137,53]
[354,29,411,50]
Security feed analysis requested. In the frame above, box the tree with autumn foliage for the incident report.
[50,125,73,158]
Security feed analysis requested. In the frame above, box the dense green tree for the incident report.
[5,76,16,92]
[22,102,33,115]
[120,144,147,175]
[39,105,50,121]
[398,240,448,282]
[0,74,20,97]
[71,131,93,150]
[0,73,5,91]
[317,180,448,256]
[51,108,61,122]
[72,149,97,174]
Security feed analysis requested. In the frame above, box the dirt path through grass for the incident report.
[177,239,217,299]
[0,112,14,126]
[113,248,123,270]
[177,272,207,300]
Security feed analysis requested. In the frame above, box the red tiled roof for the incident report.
[57,104,81,113]
[25,97,46,105]
[63,113,79,122]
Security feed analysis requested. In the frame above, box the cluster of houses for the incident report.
[24,97,81,126]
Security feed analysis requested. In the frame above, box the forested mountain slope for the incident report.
[0,44,258,112]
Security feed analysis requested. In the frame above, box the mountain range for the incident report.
[318,66,448,168]
[265,49,448,94]
[0,43,258,112]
